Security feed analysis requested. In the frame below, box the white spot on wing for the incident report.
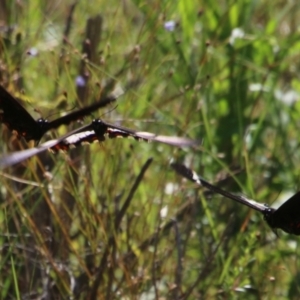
[64,131,95,144]
[191,171,202,186]
[135,132,156,138]
[40,139,61,148]
[240,196,266,210]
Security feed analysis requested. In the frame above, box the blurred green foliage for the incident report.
[1,0,300,298]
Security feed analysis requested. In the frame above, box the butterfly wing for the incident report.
[46,95,118,130]
[95,120,200,147]
[48,119,199,151]
[264,191,300,235]
[0,121,198,168]
[0,85,40,141]
[0,139,61,167]
[0,86,119,142]
[0,123,92,168]
[171,163,267,212]
[50,130,98,152]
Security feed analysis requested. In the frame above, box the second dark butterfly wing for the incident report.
[0,85,41,141]
[50,130,98,152]
[93,120,200,146]
[264,191,300,235]
[0,139,63,167]
[45,95,118,131]
[0,122,93,168]
[0,120,127,167]
[48,121,104,152]
[0,121,199,168]
[50,119,199,151]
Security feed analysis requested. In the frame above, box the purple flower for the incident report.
[75,75,86,87]
[164,21,176,32]
[27,47,38,56]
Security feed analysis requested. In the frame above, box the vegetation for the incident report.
[1,0,300,299]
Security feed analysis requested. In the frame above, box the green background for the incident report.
[1,0,300,298]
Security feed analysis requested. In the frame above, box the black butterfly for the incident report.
[0,120,199,168]
[0,85,118,142]
[171,163,300,235]
[49,119,199,151]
